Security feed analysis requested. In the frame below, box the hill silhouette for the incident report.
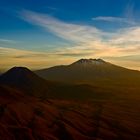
[0,67,50,97]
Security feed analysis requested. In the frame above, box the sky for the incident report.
[0,0,140,71]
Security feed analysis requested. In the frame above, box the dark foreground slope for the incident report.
[0,84,140,140]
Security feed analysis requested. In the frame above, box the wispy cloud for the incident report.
[109,27,140,45]
[0,47,46,58]
[20,10,140,54]
[0,47,77,70]
[0,39,17,44]
[45,6,58,11]
[19,10,106,43]
[1,10,140,70]
[92,16,136,25]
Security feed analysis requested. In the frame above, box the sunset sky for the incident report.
[0,0,140,71]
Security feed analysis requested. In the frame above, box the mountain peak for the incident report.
[0,67,34,82]
[8,67,30,72]
[72,58,106,65]
[0,67,34,79]
[0,66,38,86]
[0,66,49,96]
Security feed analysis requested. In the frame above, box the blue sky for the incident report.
[0,0,140,70]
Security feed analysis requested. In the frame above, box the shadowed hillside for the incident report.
[0,84,140,140]
[1,66,139,101]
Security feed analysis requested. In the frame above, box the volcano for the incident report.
[35,59,140,86]
[0,67,49,97]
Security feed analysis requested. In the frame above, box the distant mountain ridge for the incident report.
[35,58,140,85]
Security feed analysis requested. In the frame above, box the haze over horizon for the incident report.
[0,0,140,70]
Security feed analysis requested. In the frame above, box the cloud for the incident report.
[104,55,140,70]
[45,6,58,11]
[0,47,48,70]
[109,27,140,45]
[56,52,92,57]
[105,54,140,61]
[0,47,77,71]
[19,10,106,43]
[19,10,140,49]
[92,16,136,25]
[0,47,47,59]
[0,39,17,44]
[1,10,140,70]
[19,10,140,66]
